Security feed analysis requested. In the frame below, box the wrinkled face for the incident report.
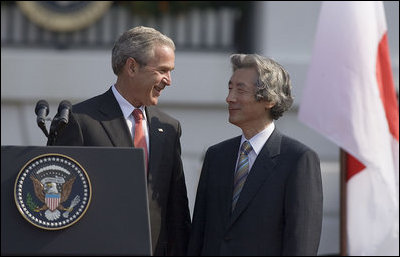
[226,68,269,129]
[131,45,175,106]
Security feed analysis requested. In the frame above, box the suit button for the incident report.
[224,236,232,241]
[152,192,159,200]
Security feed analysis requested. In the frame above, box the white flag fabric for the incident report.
[298,1,399,256]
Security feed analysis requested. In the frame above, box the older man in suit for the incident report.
[188,54,323,256]
[51,26,191,256]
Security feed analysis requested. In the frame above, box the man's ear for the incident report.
[265,101,275,110]
[126,57,138,75]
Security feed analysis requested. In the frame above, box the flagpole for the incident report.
[339,149,347,256]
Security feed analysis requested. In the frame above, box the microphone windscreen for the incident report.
[58,100,72,112]
[35,100,49,116]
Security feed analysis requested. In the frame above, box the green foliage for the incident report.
[26,192,39,211]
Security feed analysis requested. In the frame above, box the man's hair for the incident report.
[111,26,175,75]
[230,54,294,120]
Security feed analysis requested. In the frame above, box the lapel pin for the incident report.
[158,128,164,132]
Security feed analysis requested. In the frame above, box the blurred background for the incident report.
[1,1,398,255]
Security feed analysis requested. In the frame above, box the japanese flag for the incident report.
[298,1,399,255]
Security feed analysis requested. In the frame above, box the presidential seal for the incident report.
[14,153,92,230]
[16,1,113,32]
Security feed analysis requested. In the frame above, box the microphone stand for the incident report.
[46,100,72,146]
[35,99,50,140]
[47,115,60,146]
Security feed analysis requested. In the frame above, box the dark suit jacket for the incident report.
[187,129,323,256]
[51,88,191,256]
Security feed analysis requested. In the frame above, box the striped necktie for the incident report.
[232,140,252,212]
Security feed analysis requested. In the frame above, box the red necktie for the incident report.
[132,109,148,170]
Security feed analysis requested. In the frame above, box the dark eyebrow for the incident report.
[236,82,246,88]
[160,65,174,71]
[228,81,247,88]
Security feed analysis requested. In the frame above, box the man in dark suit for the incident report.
[50,26,191,256]
[187,54,323,255]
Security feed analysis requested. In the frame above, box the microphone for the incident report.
[56,100,72,126]
[35,100,50,137]
[48,100,72,146]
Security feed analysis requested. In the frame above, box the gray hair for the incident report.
[112,26,175,75]
[230,54,294,120]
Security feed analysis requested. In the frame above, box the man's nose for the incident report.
[163,71,171,85]
[226,90,236,103]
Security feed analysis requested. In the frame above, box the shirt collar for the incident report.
[241,122,275,155]
[112,85,146,120]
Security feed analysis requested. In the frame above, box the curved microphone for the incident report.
[56,100,72,126]
[47,100,72,146]
[35,100,50,137]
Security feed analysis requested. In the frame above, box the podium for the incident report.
[1,145,152,256]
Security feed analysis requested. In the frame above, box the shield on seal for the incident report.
[45,193,61,211]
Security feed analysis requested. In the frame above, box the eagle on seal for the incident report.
[30,175,76,213]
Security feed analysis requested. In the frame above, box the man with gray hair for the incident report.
[188,54,323,255]
[51,26,191,256]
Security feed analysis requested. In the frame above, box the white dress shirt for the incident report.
[236,122,275,172]
[112,85,149,151]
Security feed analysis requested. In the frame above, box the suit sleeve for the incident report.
[166,122,192,255]
[187,148,211,255]
[283,149,323,256]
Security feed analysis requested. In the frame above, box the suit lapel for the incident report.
[230,129,282,225]
[98,89,133,147]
